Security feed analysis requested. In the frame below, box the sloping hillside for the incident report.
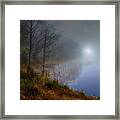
[20,70,99,100]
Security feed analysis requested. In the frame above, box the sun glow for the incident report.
[84,47,93,56]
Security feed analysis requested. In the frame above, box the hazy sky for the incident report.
[52,20,100,96]
[49,20,100,65]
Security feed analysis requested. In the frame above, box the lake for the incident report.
[68,64,100,97]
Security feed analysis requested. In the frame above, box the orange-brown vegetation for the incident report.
[20,65,100,100]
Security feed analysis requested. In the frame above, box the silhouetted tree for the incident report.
[39,21,61,75]
[20,20,43,79]
[20,20,61,75]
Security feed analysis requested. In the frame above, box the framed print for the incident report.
[0,0,119,119]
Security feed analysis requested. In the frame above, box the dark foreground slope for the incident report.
[20,71,99,100]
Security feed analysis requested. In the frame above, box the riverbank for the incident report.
[20,72,100,100]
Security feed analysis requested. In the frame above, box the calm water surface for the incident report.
[68,64,100,97]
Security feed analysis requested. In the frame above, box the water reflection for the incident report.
[47,61,100,97]
[68,64,100,96]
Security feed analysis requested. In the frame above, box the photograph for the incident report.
[2,1,118,118]
[20,20,100,100]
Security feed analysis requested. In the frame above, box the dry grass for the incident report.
[20,65,100,100]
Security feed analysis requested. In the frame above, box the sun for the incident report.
[84,47,93,56]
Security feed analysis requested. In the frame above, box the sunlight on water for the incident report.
[47,60,100,97]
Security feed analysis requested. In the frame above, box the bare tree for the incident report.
[38,21,61,75]
[20,20,61,76]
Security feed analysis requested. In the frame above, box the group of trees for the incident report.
[20,20,61,75]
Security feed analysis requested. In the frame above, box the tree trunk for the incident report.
[28,20,32,67]
[28,20,32,79]
[42,30,47,75]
